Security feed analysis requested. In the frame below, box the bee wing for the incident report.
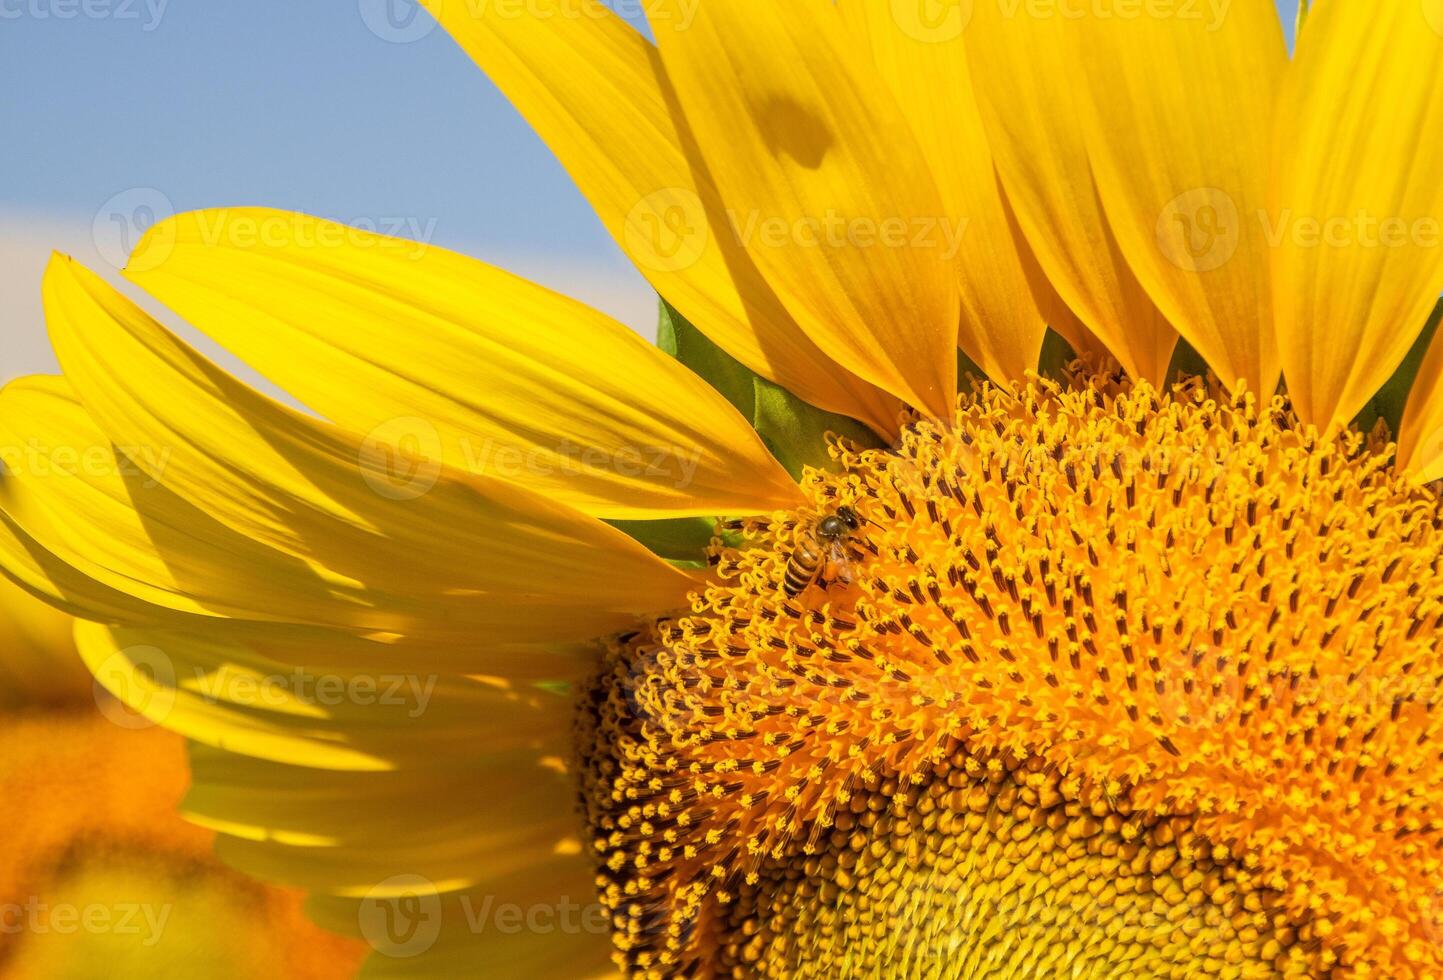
[827,540,855,585]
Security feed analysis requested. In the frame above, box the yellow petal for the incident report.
[1069,0,1285,396]
[965,2,1178,384]
[308,870,614,979]
[75,621,592,898]
[76,622,613,976]
[0,375,347,627]
[1273,4,1443,430]
[126,210,801,519]
[188,747,577,892]
[73,621,614,980]
[181,727,610,974]
[76,622,582,772]
[27,259,693,642]
[0,499,173,627]
[1397,308,1443,482]
[419,0,898,432]
[842,2,1046,383]
[650,0,959,418]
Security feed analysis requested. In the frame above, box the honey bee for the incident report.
[783,506,862,598]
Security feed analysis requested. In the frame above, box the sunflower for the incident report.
[3,0,1443,976]
[0,575,366,977]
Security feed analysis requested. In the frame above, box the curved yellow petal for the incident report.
[73,620,611,976]
[125,209,801,520]
[1397,307,1443,482]
[842,2,1047,384]
[28,259,693,642]
[418,0,898,432]
[0,379,654,644]
[76,622,579,772]
[965,2,1178,384]
[76,622,609,975]
[0,499,177,627]
[1069,0,1285,396]
[175,708,610,974]
[1273,4,1443,430]
[0,375,352,627]
[650,0,959,418]
[187,747,578,893]
[77,623,591,899]
[308,868,614,980]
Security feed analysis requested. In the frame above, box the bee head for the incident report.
[817,506,861,540]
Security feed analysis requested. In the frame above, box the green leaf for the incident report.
[1036,329,1079,383]
[1165,337,1210,387]
[657,299,754,418]
[1354,298,1443,437]
[613,301,886,565]
[956,347,986,387]
[658,299,884,478]
[751,376,883,480]
[605,516,720,570]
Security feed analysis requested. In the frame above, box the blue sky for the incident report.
[0,0,1299,377]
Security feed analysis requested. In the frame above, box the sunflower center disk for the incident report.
[578,373,1443,979]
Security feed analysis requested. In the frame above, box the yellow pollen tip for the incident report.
[578,371,1443,978]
